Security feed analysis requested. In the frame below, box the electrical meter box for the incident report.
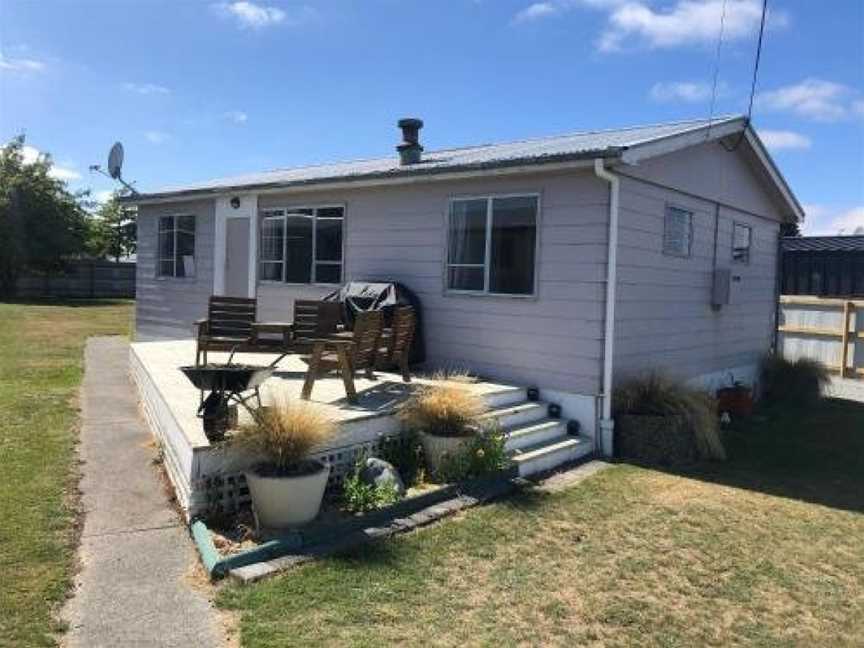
[712,268,731,307]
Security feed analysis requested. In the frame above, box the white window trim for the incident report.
[444,192,541,298]
[257,204,345,286]
[156,214,195,279]
[732,221,753,265]
[662,203,693,258]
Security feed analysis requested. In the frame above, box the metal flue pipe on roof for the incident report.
[397,118,424,165]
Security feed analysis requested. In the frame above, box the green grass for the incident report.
[0,300,133,647]
[218,399,864,647]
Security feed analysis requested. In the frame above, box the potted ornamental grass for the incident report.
[234,398,336,528]
[397,372,487,478]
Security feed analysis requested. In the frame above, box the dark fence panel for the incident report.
[16,261,136,299]
[781,251,864,297]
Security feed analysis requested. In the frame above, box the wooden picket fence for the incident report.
[777,295,863,378]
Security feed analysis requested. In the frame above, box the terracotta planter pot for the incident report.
[245,460,330,529]
[615,414,698,466]
[716,387,754,418]
[419,430,474,478]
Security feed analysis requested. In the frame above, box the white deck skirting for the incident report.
[130,340,527,519]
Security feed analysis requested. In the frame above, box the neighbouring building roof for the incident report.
[128,115,802,220]
[782,236,864,252]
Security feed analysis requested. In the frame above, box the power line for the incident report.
[723,0,769,152]
[706,0,729,139]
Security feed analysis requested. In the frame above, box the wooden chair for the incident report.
[376,306,416,382]
[194,296,257,366]
[290,300,343,353]
[301,310,383,403]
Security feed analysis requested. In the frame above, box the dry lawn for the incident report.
[218,399,864,647]
[0,300,133,647]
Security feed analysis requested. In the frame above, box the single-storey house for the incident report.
[127,115,803,455]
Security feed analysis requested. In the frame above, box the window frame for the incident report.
[732,222,753,265]
[257,204,345,286]
[662,203,694,258]
[156,213,196,279]
[444,192,541,299]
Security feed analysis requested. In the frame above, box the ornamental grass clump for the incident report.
[235,398,336,475]
[759,354,830,408]
[397,371,487,437]
[614,372,725,461]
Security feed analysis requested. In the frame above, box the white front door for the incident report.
[225,218,250,297]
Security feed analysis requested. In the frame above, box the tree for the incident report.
[780,220,801,237]
[86,191,137,262]
[0,136,89,296]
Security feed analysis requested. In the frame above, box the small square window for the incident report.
[663,206,692,257]
[733,223,752,264]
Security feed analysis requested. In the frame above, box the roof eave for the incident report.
[120,149,623,206]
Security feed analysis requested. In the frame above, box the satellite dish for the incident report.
[108,142,124,180]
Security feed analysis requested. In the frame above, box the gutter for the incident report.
[121,151,622,206]
[593,158,620,457]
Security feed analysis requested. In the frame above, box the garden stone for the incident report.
[359,457,405,495]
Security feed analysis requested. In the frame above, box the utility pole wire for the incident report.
[724,0,769,152]
[706,0,729,139]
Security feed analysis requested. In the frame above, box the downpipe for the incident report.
[593,159,620,458]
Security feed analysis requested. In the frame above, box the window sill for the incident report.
[444,289,538,301]
[258,281,342,288]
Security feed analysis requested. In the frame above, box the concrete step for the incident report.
[504,418,568,452]
[482,401,548,429]
[481,386,529,409]
[509,435,593,477]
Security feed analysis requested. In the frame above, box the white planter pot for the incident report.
[419,431,474,477]
[245,461,331,529]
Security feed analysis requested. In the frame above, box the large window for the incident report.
[157,214,195,277]
[663,205,693,257]
[447,195,538,295]
[732,223,752,264]
[259,206,344,284]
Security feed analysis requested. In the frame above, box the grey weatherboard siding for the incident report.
[134,138,787,396]
[613,141,782,381]
[256,170,609,394]
[136,199,216,341]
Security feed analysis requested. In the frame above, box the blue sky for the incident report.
[2,0,862,234]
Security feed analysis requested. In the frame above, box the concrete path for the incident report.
[62,337,226,648]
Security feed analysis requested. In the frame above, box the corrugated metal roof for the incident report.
[140,116,743,198]
[782,236,864,252]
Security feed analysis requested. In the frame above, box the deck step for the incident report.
[509,435,593,477]
[482,401,548,429]
[481,387,528,409]
[504,418,568,452]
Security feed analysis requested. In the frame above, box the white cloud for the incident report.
[758,129,811,152]
[853,99,864,117]
[212,2,317,29]
[757,78,858,122]
[144,130,170,144]
[92,189,114,203]
[599,0,784,52]
[0,54,46,73]
[17,144,81,181]
[650,80,729,103]
[123,82,171,95]
[511,1,786,51]
[224,110,248,124]
[802,204,864,236]
[513,2,560,23]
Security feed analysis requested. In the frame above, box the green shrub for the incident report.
[614,372,725,461]
[379,430,424,487]
[760,355,830,407]
[342,469,401,514]
[437,425,510,482]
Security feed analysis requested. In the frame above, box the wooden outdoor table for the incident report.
[251,322,293,348]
